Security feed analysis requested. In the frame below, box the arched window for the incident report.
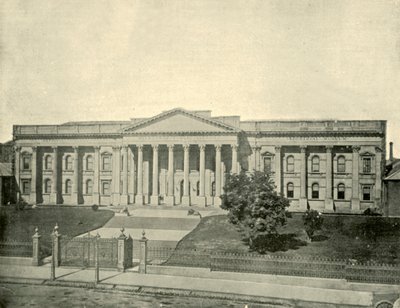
[287,182,294,198]
[211,181,216,197]
[102,154,112,171]
[65,179,72,194]
[337,156,346,173]
[286,156,294,172]
[45,155,52,170]
[65,155,73,170]
[44,179,52,194]
[86,155,93,171]
[312,183,319,199]
[86,179,93,194]
[311,156,320,172]
[22,154,31,170]
[196,181,200,196]
[337,183,345,200]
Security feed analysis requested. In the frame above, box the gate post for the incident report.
[52,223,61,267]
[94,233,100,284]
[32,227,41,266]
[125,235,133,269]
[117,227,127,272]
[139,230,148,274]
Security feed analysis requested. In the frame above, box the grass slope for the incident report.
[176,214,400,264]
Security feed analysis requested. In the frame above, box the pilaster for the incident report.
[351,146,360,211]
[324,146,334,211]
[299,145,308,210]
[274,146,282,195]
[30,146,37,203]
[50,146,58,204]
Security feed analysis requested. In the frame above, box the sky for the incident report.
[1,0,400,156]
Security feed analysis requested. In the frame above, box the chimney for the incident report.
[389,142,394,162]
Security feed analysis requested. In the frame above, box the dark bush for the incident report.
[302,209,324,240]
[91,204,99,211]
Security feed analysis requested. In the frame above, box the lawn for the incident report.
[175,214,400,264]
[0,206,114,255]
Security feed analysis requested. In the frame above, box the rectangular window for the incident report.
[22,156,31,170]
[264,157,272,173]
[102,181,111,195]
[102,156,111,171]
[362,186,371,201]
[362,157,372,173]
[22,180,31,194]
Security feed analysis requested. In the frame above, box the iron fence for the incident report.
[147,247,211,268]
[0,240,32,257]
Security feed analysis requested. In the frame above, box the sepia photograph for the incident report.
[1,1,400,307]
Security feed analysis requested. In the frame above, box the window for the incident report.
[22,155,31,170]
[86,179,93,194]
[65,179,72,194]
[337,183,345,200]
[102,154,111,171]
[45,155,52,170]
[287,156,294,172]
[311,156,320,172]
[65,155,73,170]
[86,155,93,171]
[362,157,372,173]
[264,157,272,173]
[312,183,319,199]
[44,179,52,194]
[337,156,346,173]
[287,183,294,198]
[211,181,216,197]
[102,181,111,195]
[196,181,200,196]
[362,186,371,201]
[22,180,31,194]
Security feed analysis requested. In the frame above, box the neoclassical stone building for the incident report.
[13,108,386,213]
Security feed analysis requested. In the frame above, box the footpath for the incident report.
[1,261,399,308]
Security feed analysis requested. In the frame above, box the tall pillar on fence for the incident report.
[72,146,79,205]
[214,144,222,206]
[121,146,129,205]
[150,144,159,205]
[351,146,360,211]
[94,233,100,284]
[30,146,37,203]
[325,146,334,211]
[93,146,100,205]
[274,146,282,195]
[50,146,58,204]
[32,227,41,266]
[136,145,144,204]
[117,227,127,272]
[299,145,308,210]
[165,144,175,206]
[52,223,60,267]
[182,144,190,206]
[139,230,148,274]
[198,144,206,206]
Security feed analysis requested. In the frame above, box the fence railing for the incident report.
[0,240,32,257]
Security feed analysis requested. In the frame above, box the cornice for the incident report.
[247,131,384,138]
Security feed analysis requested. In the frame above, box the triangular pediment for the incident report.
[122,108,239,134]
[360,151,375,156]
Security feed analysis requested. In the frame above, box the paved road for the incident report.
[0,283,280,308]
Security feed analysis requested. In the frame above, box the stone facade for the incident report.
[12,108,386,213]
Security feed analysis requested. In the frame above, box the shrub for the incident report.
[91,204,99,211]
[302,209,324,240]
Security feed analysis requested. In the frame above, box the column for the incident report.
[120,146,129,205]
[165,144,175,205]
[112,146,121,205]
[274,146,282,195]
[351,146,360,211]
[129,147,135,204]
[231,144,238,174]
[30,146,37,203]
[50,146,58,204]
[93,146,100,205]
[299,145,308,210]
[256,147,261,171]
[150,144,159,205]
[71,146,79,204]
[375,147,382,208]
[15,146,21,201]
[198,144,206,206]
[214,144,222,206]
[325,146,334,211]
[252,146,257,171]
[182,144,190,206]
[136,145,144,204]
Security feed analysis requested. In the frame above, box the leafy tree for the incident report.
[221,171,290,251]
